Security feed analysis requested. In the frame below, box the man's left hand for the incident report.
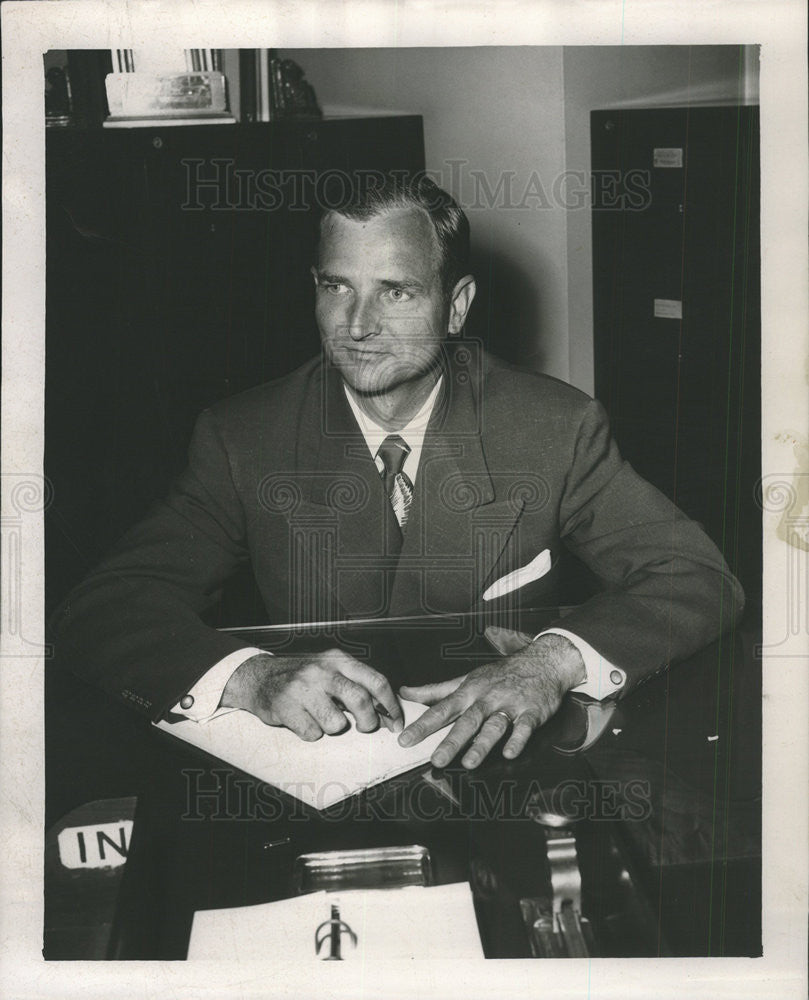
[397,633,586,768]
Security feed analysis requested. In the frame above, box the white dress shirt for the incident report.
[342,376,442,484]
[172,376,624,720]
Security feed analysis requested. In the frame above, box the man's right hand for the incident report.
[219,649,404,741]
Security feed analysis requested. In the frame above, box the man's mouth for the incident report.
[340,347,388,359]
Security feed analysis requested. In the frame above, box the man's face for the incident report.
[312,207,454,396]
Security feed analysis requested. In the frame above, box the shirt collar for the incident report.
[343,376,443,459]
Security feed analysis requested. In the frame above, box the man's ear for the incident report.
[310,265,319,288]
[447,275,476,336]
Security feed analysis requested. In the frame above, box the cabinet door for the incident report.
[592,107,760,607]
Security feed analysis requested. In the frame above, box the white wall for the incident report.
[284,46,571,379]
[284,46,759,392]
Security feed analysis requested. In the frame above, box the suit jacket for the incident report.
[53,343,744,721]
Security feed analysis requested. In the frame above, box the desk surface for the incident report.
[45,612,761,959]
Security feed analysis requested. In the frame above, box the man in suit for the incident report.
[54,176,744,770]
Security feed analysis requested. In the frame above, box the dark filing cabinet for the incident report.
[591,107,760,611]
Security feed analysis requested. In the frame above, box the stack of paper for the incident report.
[155,699,449,810]
[188,882,484,961]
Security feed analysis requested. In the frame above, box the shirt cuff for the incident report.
[533,628,626,700]
[170,647,268,722]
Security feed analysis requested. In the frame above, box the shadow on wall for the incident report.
[464,242,546,373]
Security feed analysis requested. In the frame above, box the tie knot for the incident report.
[376,434,410,479]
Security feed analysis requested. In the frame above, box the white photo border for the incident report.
[2,1,806,998]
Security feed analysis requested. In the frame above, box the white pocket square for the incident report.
[482,548,552,602]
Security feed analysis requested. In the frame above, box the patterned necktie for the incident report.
[376,434,413,532]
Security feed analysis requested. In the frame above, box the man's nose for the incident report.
[346,296,379,341]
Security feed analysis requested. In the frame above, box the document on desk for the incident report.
[187,882,484,961]
[154,700,449,811]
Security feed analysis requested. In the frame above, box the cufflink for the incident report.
[572,665,626,700]
[180,694,194,710]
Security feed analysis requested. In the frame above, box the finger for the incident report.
[502,712,540,760]
[398,692,466,748]
[369,711,397,734]
[377,708,396,733]
[279,705,323,742]
[334,696,395,733]
[307,692,351,735]
[329,675,379,733]
[461,712,513,769]
[336,657,404,732]
[399,677,464,706]
[430,705,486,768]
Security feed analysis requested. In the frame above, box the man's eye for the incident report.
[322,283,348,295]
[386,288,412,302]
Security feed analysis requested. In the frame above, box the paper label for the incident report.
[57,820,133,869]
[653,147,683,168]
[654,298,683,319]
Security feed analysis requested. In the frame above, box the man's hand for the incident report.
[220,649,404,740]
[397,633,586,769]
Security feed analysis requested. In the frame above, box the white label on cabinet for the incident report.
[653,148,683,168]
[654,298,683,319]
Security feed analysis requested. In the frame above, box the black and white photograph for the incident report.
[1,2,807,998]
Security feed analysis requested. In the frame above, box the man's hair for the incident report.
[319,173,471,293]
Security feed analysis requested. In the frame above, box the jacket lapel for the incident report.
[388,344,525,616]
[293,364,399,618]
